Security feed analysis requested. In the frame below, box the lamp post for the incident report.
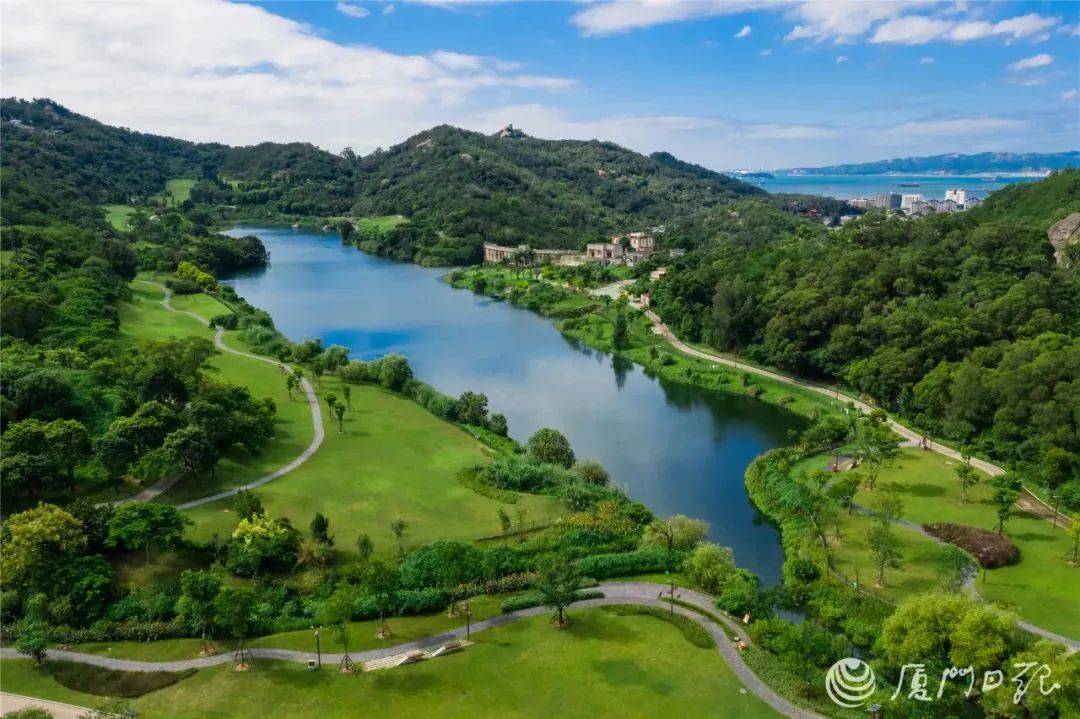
[312,625,322,669]
[465,600,472,641]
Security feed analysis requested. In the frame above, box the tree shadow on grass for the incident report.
[592,658,675,695]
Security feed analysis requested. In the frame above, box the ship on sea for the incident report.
[898,182,920,187]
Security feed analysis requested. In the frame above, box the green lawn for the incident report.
[103,204,136,230]
[797,448,1080,638]
[2,609,781,719]
[117,282,314,507]
[123,280,562,559]
[165,178,196,205]
[357,214,407,232]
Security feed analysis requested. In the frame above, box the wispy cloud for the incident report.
[336,2,370,19]
[871,12,1058,45]
[835,55,848,64]
[570,1,762,37]
[881,116,1028,138]
[734,25,752,39]
[919,56,935,65]
[568,1,1059,48]
[1007,53,1053,71]
[758,48,773,56]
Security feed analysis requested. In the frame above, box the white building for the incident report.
[901,193,925,211]
[944,189,967,205]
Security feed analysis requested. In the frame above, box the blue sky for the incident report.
[2,0,1076,168]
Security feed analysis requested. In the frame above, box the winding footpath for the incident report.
[849,504,1080,650]
[640,307,1071,528]
[121,281,324,508]
[0,582,825,719]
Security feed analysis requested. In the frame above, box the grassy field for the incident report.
[796,448,1079,638]
[123,280,562,559]
[103,204,137,230]
[358,214,407,232]
[1,609,781,719]
[117,282,314,506]
[165,178,196,205]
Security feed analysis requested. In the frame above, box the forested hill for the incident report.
[783,150,1078,175]
[1,98,766,264]
[651,170,1080,497]
[345,124,765,263]
[0,98,349,210]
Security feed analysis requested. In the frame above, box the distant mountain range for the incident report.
[782,151,1078,176]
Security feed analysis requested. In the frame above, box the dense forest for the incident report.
[651,170,1080,505]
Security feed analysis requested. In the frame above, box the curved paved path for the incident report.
[848,503,1079,650]
[121,281,324,508]
[0,693,90,718]
[0,582,824,719]
[641,307,1072,528]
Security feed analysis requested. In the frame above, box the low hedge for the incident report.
[575,548,686,579]
[500,590,604,613]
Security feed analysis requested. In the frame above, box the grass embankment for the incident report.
[2,609,781,719]
[449,267,837,421]
[794,448,1079,638]
[123,280,562,561]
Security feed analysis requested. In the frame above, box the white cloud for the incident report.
[0,0,576,152]
[919,56,935,64]
[871,12,1058,45]
[881,116,1027,138]
[835,55,848,64]
[759,48,773,56]
[336,2,370,19]
[570,1,763,37]
[870,15,951,45]
[785,1,923,43]
[1007,53,1053,71]
[1062,89,1078,101]
[734,25,752,39]
[383,4,397,14]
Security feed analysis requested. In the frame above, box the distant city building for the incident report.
[482,242,578,264]
[848,198,872,209]
[944,189,967,205]
[874,192,901,209]
[963,196,983,209]
[901,193,924,211]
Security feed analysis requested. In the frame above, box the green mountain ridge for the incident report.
[1,98,771,264]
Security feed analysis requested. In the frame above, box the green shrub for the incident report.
[575,548,685,578]
[500,589,603,613]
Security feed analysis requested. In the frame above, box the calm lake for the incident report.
[224,226,805,584]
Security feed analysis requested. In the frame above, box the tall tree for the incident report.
[177,570,224,654]
[533,554,582,628]
[107,503,190,564]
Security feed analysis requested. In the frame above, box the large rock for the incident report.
[1048,212,1080,265]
